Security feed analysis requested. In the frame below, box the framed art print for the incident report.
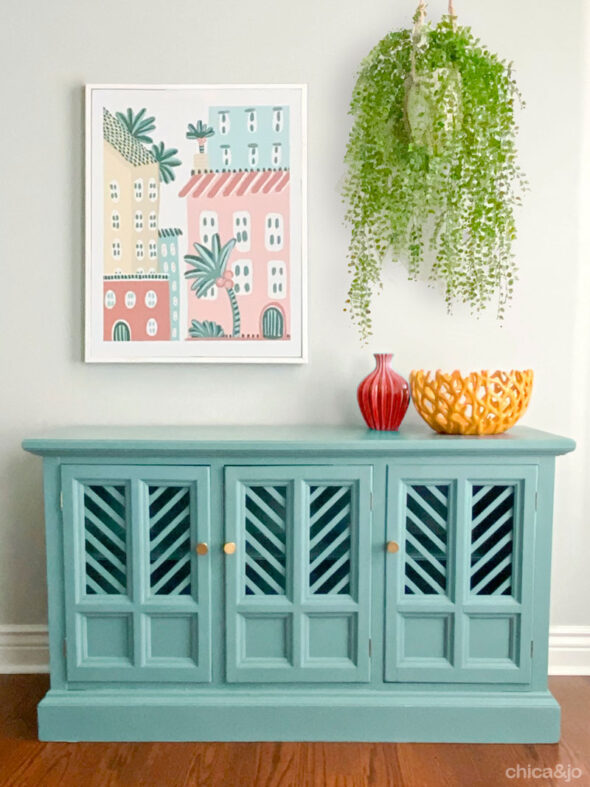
[85,84,307,363]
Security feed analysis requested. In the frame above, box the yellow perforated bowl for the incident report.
[410,369,534,435]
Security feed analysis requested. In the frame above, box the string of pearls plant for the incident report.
[343,0,527,342]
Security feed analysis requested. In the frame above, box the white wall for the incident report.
[0,0,588,645]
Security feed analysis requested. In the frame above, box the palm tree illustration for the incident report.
[184,234,241,337]
[151,142,182,183]
[116,108,156,143]
[186,121,215,154]
[188,319,225,338]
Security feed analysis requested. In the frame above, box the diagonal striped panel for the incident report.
[470,484,515,596]
[244,485,287,596]
[83,484,128,595]
[149,485,192,596]
[308,485,352,596]
[403,484,450,596]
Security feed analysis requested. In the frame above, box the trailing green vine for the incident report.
[343,8,527,341]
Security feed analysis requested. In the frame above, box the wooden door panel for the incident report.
[226,466,372,683]
[62,465,211,683]
[385,465,536,684]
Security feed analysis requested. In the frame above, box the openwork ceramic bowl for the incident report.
[410,369,534,435]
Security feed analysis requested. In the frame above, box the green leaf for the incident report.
[186,120,215,140]
[151,141,182,183]
[183,234,237,298]
[188,319,225,338]
[116,107,156,144]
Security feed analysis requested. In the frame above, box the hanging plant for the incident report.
[343,1,527,341]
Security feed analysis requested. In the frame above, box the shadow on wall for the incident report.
[70,86,86,364]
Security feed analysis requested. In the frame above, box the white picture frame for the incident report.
[85,84,307,363]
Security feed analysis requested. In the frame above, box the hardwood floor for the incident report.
[0,676,588,786]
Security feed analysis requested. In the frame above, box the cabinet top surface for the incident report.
[22,424,575,457]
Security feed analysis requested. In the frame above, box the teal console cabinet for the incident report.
[22,425,574,742]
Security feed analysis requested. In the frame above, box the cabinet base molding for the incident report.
[38,689,561,743]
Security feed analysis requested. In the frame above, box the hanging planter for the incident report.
[404,2,463,153]
[343,1,527,342]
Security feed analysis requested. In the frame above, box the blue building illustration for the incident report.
[157,228,183,341]
[207,105,290,171]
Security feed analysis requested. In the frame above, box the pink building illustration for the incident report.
[178,169,290,340]
[103,275,171,341]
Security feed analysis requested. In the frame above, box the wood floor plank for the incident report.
[0,676,588,786]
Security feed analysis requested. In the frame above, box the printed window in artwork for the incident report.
[219,111,230,135]
[125,291,136,309]
[161,243,168,258]
[134,179,143,201]
[134,211,143,231]
[233,212,251,252]
[163,262,169,273]
[272,144,282,166]
[221,146,232,167]
[199,285,218,301]
[149,211,157,230]
[171,261,177,273]
[265,214,284,250]
[104,290,116,309]
[111,211,120,230]
[268,260,286,299]
[149,240,157,259]
[112,240,121,259]
[200,211,218,247]
[170,243,176,256]
[109,181,120,202]
[248,144,259,167]
[172,280,177,293]
[148,178,158,201]
[273,107,284,133]
[145,290,158,309]
[232,260,253,296]
[136,241,144,260]
[246,108,257,133]
[146,318,158,337]
[173,296,179,307]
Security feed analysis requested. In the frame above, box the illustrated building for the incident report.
[206,105,290,171]
[103,108,161,276]
[179,103,292,341]
[102,108,172,341]
[158,228,183,341]
[179,168,290,339]
[103,274,171,341]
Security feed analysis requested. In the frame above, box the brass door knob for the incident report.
[223,542,236,555]
[195,542,208,556]
[386,541,399,554]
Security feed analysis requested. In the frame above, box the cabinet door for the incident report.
[385,464,537,684]
[225,466,372,682]
[62,465,211,682]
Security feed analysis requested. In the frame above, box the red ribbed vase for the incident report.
[357,353,410,431]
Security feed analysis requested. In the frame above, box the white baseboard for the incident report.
[0,625,49,673]
[548,626,590,675]
[1,624,589,675]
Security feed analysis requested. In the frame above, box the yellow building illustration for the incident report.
[103,109,160,275]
